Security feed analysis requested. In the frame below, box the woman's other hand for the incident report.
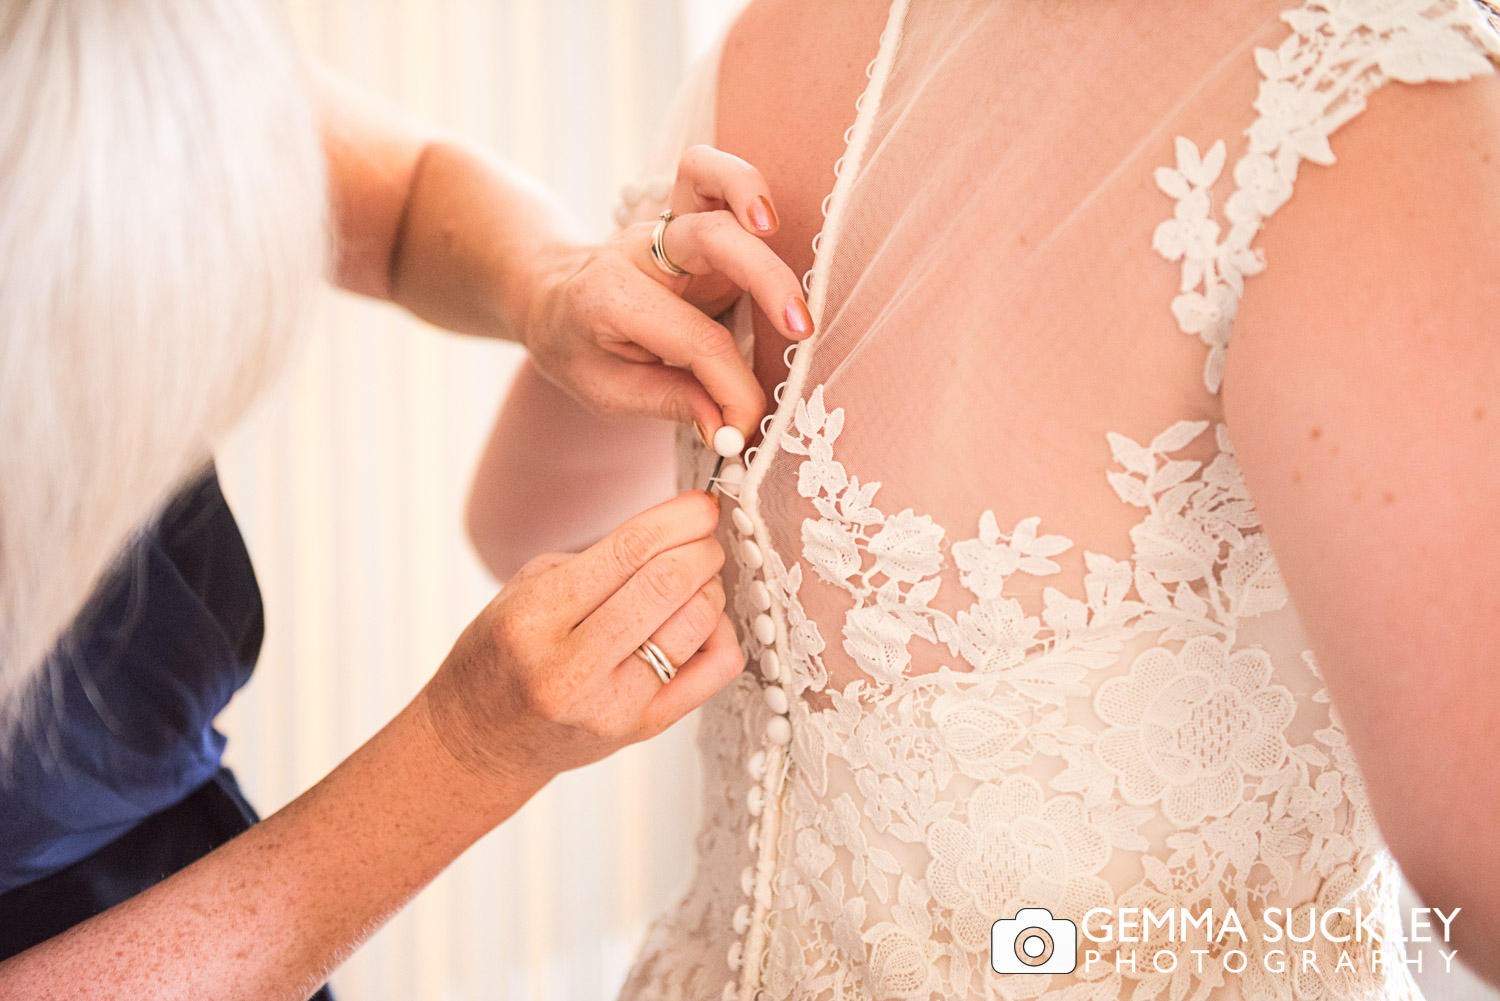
[519,145,812,445]
[421,490,742,791]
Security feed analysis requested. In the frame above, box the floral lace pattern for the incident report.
[619,3,1498,1000]
[750,394,1407,1000]
[1154,0,1500,392]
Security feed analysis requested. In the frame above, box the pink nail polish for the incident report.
[748,195,777,234]
[784,298,813,336]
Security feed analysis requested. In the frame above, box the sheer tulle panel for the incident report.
[760,4,1299,698]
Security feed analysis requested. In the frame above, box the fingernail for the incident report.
[694,421,713,449]
[708,489,722,511]
[784,297,813,336]
[748,195,777,233]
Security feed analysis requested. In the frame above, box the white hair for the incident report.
[0,1,327,725]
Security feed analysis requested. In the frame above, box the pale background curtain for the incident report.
[216,2,739,999]
[213,2,1494,999]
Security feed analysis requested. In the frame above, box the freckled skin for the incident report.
[1222,68,1500,979]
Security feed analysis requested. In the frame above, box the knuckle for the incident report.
[655,381,693,423]
[609,522,661,571]
[523,675,572,722]
[678,144,711,174]
[679,590,720,640]
[487,602,536,655]
[685,315,733,358]
[697,209,738,241]
[637,559,690,607]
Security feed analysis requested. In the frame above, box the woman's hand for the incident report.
[517,145,813,444]
[325,68,808,444]
[421,490,742,792]
[0,491,738,1001]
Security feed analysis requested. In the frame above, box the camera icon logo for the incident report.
[990,908,1078,974]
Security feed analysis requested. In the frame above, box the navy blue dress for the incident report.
[0,467,332,999]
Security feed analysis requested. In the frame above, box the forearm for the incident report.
[317,62,585,342]
[0,692,547,1001]
[386,141,588,344]
[467,360,677,581]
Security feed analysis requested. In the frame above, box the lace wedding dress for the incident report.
[614,3,1500,999]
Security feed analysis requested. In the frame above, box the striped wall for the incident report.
[216,2,739,998]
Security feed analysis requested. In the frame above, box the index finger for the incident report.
[671,144,780,238]
[605,271,768,438]
[549,490,721,617]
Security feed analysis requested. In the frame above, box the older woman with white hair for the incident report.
[0,2,807,998]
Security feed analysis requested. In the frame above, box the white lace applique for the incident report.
[1154,0,1500,392]
[750,389,1407,1000]
[781,387,1286,707]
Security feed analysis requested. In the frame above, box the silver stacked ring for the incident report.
[635,639,676,684]
[650,209,690,277]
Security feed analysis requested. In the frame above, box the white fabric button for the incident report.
[621,181,643,205]
[766,715,792,745]
[732,507,754,536]
[739,539,764,570]
[713,425,746,457]
[749,580,771,610]
[733,903,752,935]
[718,462,746,488]
[648,176,673,201]
[747,749,768,780]
[612,203,631,227]
[752,613,775,644]
[764,686,789,716]
[727,941,744,971]
[747,823,760,852]
[747,785,764,816]
[759,649,781,682]
[740,865,756,896]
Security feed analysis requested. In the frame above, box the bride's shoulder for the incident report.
[1224,44,1500,394]
[1219,64,1499,551]
[716,0,891,280]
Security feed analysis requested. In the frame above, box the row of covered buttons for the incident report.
[712,432,792,1000]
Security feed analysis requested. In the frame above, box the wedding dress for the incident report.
[613,3,1500,999]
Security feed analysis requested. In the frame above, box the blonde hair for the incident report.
[0,1,326,723]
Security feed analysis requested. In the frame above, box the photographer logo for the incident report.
[991,908,1078,974]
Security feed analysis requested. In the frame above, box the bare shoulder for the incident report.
[1222,67,1500,504]
[1224,69,1500,418]
[1216,65,1500,929]
[716,0,889,279]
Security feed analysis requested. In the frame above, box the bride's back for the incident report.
[620,2,1500,998]
[712,0,1312,692]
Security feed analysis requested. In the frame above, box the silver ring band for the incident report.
[650,209,690,278]
[635,639,676,684]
